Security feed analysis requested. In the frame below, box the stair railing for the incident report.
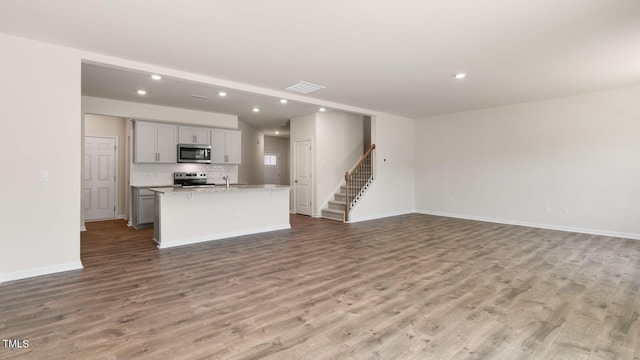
[344,144,375,222]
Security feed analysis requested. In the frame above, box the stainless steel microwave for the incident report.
[177,144,211,163]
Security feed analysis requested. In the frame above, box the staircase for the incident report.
[321,144,375,222]
[321,185,349,221]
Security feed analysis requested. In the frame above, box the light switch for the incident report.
[38,170,49,182]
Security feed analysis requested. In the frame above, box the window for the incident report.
[264,154,277,166]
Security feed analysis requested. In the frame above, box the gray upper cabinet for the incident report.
[134,120,177,163]
[134,120,238,164]
[211,129,241,164]
[178,126,211,145]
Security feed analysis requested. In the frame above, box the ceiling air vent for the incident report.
[191,95,210,100]
[285,81,325,94]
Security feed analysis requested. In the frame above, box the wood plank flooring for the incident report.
[1,214,640,359]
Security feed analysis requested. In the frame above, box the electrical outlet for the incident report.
[449,197,455,204]
[544,206,550,214]
[561,208,568,215]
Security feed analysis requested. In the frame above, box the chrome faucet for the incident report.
[223,175,230,189]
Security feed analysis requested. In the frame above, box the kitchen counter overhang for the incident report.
[149,185,291,249]
[150,184,289,194]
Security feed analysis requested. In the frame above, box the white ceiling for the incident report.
[81,63,330,136]
[1,0,639,119]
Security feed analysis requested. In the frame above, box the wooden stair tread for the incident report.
[322,208,344,214]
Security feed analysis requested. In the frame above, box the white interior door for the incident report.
[84,137,116,221]
[264,152,281,184]
[294,140,312,216]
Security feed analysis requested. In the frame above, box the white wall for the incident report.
[82,96,237,128]
[350,113,416,222]
[0,34,82,282]
[84,114,128,218]
[316,112,364,212]
[415,86,640,239]
[238,121,264,185]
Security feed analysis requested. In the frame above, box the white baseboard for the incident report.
[0,261,83,284]
[416,210,640,240]
[116,214,128,220]
[80,225,87,232]
[159,224,292,249]
[348,209,415,223]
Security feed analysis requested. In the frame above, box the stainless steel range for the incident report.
[173,172,215,187]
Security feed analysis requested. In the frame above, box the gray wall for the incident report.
[363,116,372,151]
[264,136,290,185]
[238,121,264,185]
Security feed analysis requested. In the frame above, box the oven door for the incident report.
[178,144,211,163]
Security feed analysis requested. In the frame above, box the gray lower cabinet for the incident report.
[153,194,160,244]
[132,187,155,229]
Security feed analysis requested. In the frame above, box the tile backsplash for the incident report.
[131,163,238,186]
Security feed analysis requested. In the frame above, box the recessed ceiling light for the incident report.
[151,74,162,80]
[275,131,280,135]
[454,73,467,79]
[280,99,288,104]
[137,90,147,95]
[319,107,326,112]
[218,91,227,97]
[252,108,260,112]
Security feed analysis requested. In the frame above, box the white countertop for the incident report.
[149,184,290,194]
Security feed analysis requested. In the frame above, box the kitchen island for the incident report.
[149,185,291,249]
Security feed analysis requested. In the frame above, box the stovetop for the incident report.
[174,172,208,187]
[175,184,216,188]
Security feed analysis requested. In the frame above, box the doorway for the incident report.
[84,136,117,221]
[264,151,281,184]
[294,139,312,216]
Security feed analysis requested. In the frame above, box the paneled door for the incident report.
[84,136,116,221]
[294,139,312,216]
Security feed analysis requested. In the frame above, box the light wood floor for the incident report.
[1,214,639,359]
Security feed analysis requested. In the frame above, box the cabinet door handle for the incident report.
[193,135,196,143]
[224,155,229,163]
